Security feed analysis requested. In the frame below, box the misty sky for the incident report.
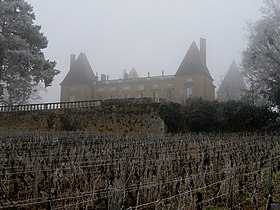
[26,0,264,103]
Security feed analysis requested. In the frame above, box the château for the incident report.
[60,38,215,104]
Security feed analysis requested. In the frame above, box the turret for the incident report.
[60,53,95,102]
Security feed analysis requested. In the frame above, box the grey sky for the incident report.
[26,0,264,103]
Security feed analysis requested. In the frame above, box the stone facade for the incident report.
[60,38,215,104]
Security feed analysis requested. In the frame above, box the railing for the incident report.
[97,75,175,84]
[0,98,171,113]
[0,100,102,112]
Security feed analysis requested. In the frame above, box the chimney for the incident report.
[200,38,206,66]
[70,54,76,68]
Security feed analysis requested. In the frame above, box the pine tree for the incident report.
[0,0,60,105]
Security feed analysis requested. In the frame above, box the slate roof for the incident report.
[217,61,247,101]
[219,61,246,90]
[61,53,96,85]
[175,41,213,80]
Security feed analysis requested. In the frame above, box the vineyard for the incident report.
[1,132,280,209]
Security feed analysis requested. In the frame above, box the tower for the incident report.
[174,38,215,102]
[60,53,96,102]
[217,61,247,101]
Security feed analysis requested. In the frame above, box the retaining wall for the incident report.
[0,100,165,133]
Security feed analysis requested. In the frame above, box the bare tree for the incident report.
[241,0,280,108]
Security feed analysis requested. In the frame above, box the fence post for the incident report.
[47,145,53,210]
[110,190,122,210]
[268,154,273,196]
[252,194,257,210]
[196,192,203,210]
[33,160,38,210]
[124,156,129,188]
[228,164,236,210]
[122,155,129,207]
[46,192,53,210]
[156,164,161,210]
[266,155,273,210]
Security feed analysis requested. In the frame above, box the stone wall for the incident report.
[0,100,165,134]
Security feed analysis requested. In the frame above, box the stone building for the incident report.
[217,61,247,101]
[60,38,215,104]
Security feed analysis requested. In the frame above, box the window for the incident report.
[99,87,104,92]
[186,77,193,83]
[139,84,144,90]
[153,92,159,102]
[138,93,144,98]
[153,84,159,88]
[124,86,130,90]
[111,87,116,91]
[166,91,171,100]
[186,86,192,98]
[70,87,77,91]
[69,95,75,102]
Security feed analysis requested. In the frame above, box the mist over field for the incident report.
[26,0,263,102]
[2,1,280,208]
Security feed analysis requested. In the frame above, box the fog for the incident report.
[26,0,264,103]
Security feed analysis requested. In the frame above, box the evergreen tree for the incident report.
[0,0,59,105]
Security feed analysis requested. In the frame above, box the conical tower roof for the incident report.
[217,61,247,101]
[175,41,213,80]
[61,53,95,85]
[220,61,246,90]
